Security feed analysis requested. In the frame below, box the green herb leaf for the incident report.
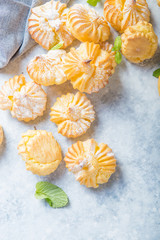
[87,0,100,7]
[114,36,122,51]
[35,181,69,208]
[46,198,52,207]
[112,47,116,52]
[153,68,160,78]
[115,51,122,64]
[50,42,64,50]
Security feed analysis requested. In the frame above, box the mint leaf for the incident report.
[46,198,52,207]
[114,36,122,51]
[87,0,100,7]
[153,68,160,78]
[50,42,64,50]
[112,36,122,64]
[115,51,122,64]
[35,181,68,208]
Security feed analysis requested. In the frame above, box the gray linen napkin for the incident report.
[0,0,70,69]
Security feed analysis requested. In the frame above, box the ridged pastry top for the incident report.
[63,42,116,94]
[27,50,67,86]
[50,92,95,138]
[67,4,110,43]
[121,21,158,63]
[28,0,74,49]
[104,0,150,32]
[18,130,62,176]
[0,126,3,145]
[100,41,116,63]
[0,75,47,122]
[64,139,116,188]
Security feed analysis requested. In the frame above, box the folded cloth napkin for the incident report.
[0,0,70,69]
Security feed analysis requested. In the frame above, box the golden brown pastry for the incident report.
[100,41,116,63]
[18,130,62,176]
[157,0,160,6]
[121,21,158,63]
[27,50,67,86]
[0,126,3,145]
[67,4,110,43]
[64,139,116,188]
[63,42,116,94]
[0,74,47,122]
[28,0,74,50]
[104,0,150,32]
[50,92,95,138]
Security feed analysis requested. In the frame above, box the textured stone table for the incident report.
[0,1,160,239]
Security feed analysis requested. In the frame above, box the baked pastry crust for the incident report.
[121,21,158,63]
[63,42,116,94]
[0,74,47,122]
[104,0,150,32]
[0,126,3,145]
[64,139,116,188]
[100,41,116,63]
[67,4,110,43]
[27,50,67,86]
[50,92,95,138]
[28,0,74,49]
[157,0,160,6]
[18,130,62,176]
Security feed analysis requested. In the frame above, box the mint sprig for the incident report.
[113,36,121,51]
[35,181,69,208]
[87,0,100,7]
[115,51,122,64]
[153,68,160,78]
[50,41,64,50]
[112,36,122,64]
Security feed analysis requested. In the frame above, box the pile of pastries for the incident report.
[0,0,158,188]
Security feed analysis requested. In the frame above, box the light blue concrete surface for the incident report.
[0,1,159,239]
